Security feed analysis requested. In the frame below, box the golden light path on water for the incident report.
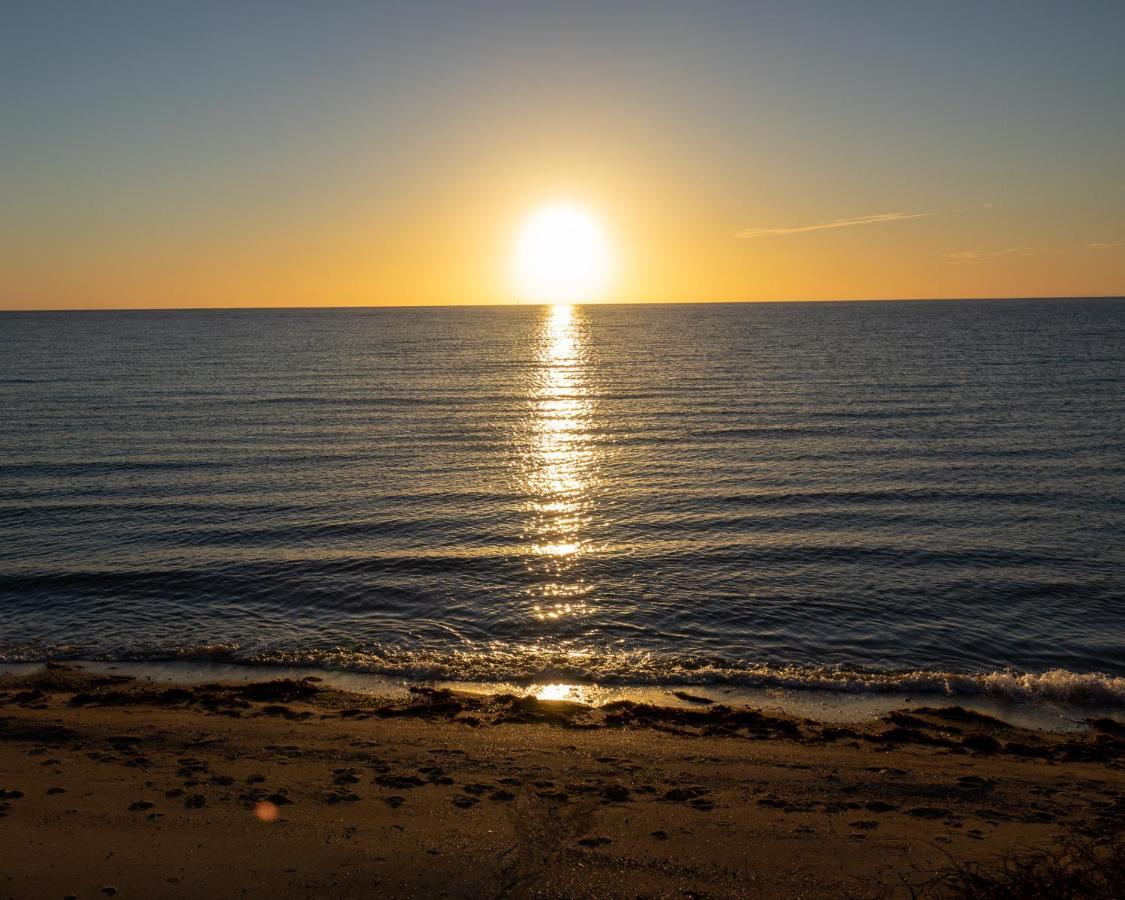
[523,303,598,628]
[496,303,611,703]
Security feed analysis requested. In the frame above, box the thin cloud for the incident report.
[950,203,994,213]
[943,248,1034,263]
[736,211,930,238]
[1087,241,1122,250]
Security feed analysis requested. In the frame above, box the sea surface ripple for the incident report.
[1,300,1123,704]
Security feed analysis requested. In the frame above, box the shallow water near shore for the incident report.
[2,299,1123,706]
[2,660,1115,733]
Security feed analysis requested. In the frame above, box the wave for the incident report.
[3,641,1123,708]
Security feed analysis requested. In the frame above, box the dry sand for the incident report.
[1,665,1123,898]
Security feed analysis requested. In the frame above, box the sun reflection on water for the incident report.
[522,304,598,622]
[533,682,585,702]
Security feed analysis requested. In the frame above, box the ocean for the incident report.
[2,299,1123,709]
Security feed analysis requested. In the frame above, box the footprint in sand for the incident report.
[908,806,949,819]
[0,790,22,817]
[602,785,631,803]
[462,782,494,795]
[375,774,425,789]
[663,787,708,803]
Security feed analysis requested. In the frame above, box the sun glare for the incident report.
[512,203,612,303]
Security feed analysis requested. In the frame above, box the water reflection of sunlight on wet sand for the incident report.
[523,304,599,623]
[534,682,584,702]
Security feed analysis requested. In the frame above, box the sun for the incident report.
[512,203,612,303]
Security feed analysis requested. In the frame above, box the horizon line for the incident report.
[1,294,1124,313]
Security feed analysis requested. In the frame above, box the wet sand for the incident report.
[1,666,1123,898]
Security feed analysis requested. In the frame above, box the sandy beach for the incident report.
[1,665,1122,898]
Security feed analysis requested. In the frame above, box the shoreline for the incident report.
[3,659,1121,734]
[2,664,1123,897]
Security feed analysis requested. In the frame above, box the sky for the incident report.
[2,0,1124,309]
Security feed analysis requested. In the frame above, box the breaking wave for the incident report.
[3,640,1124,708]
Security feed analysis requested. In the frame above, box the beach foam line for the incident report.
[3,642,1124,708]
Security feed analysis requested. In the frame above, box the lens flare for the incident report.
[254,800,280,822]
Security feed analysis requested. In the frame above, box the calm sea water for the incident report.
[2,300,1123,703]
